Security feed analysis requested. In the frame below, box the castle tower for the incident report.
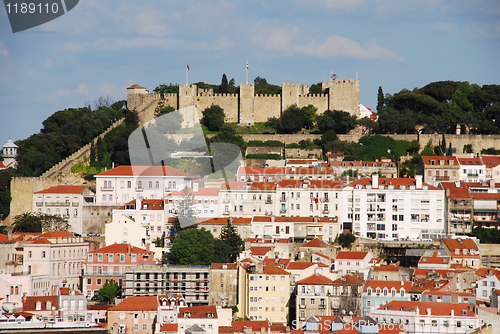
[281,82,301,113]
[239,83,255,125]
[1,138,18,168]
[126,84,149,111]
[324,77,360,117]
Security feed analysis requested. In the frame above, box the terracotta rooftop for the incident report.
[277,179,341,189]
[336,251,370,260]
[332,274,364,286]
[109,296,158,311]
[379,300,476,317]
[372,265,399,272]
[31,238,52,244]
[302,238,329,248]
[127,84,146,89]
[442,238,479,257]
[418,251,450,265]
[35,185,87,194]
[40,231,74,238]
[232,320,269,332]
[178,305,217,318]
[421,156,459,166]
[249,247,273,256]
[296,274,334,285]
[89,243,151,254]
[348,177,440,190]
[23,296,59,311]
[96,165,189,177]
[439,181,471,199]
[285,262,317,270]
[252,216,272,223]
[211,263,237,270]
[263,263,290,275]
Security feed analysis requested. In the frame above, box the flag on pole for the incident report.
[187,63,191,71]
[246,61,248,70]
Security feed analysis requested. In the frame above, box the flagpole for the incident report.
[246,61,248,84]
[186,63,189,85]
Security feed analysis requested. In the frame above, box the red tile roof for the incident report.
[252,216,272,222]
[59,287,82,295]
[275,216,315,223]
[263,263,290,275]
[296,274,334,285]
[302,238,329,248]
[277,179,341,189]
[332,274,364,286]
[40,231,74,238]
[439,181,471,199]
[23,296,59,311]
[199,217,229,225]
[211,263,237,270]
[348,177,440,190]
[160,324,179,332]
[232,218,252,225]
[285,262,316,270]
[336,251,370,260]
[421,156,459,166]
[218,326,233,333]
[249,247,273,256]
[418,251,450,264]
[35,185,87,194]
[471,192,500,199]
[372,265,399,272]
[89,243,151,254]
[96,165,189,177]
[0,234,10,242]
[179,305,217,318]
[109,296,158,311]
[232,320,269,332]
[379,300,476,316]
[442,238,479,257]
[31,238,52,244]
[127,84,146,89]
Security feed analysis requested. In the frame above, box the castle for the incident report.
[126,76,360,126]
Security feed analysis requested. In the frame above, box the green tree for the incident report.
[165,228,215,265]
[219,74,229,94]
[316,110,357,134]
[219,221,244,262]
[280,104,307,134]
[309,84,323,94]
[302,105,317,129]
[12,213,42,233]
[97,279,121,303]
[213,239,231,263]
[202,105,226,131]
[377,86,384,113]
[336,232,356,248]
[153,83,179,97]
[0,225,8,235]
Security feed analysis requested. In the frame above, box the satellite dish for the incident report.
[2,306,10,313]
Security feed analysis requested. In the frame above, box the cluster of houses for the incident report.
[1,154,500,333]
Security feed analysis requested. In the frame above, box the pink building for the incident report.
[84,243,156,299]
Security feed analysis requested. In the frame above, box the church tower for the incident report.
[1,138,18,168]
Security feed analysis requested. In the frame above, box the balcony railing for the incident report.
[279,197,287,202]
[222,211,230,215]
[323,210,330,214]
[280,209,287,214]
[36,202,43,207]
[45,202,70,207]
[136,187,144,192]
[72,202,80,207]
[299,304,306,309]
[265,199,273,204]
[100,187,114,191]
[467,173,479,177]
[323,198,329,202]
[319,304,326,309]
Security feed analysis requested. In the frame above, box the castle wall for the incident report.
[298,94,329,113]
[195,93,239,123]
[327,79,360,116]
[281,82,301,112]
[253,94,281,123]
[239,83,255,125]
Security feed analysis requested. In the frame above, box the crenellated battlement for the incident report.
[126,76,360,126]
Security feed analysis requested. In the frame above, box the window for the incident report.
[142,324,148,330]
[41,251,46,258]
[120,254,125,262]
[87,278,92,285]
[366,300,371,307]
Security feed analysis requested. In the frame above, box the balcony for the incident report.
[323,210,330,214]
[467,173,479,177]
[45,202,70,207]
[279,197,287,202]
[265,199,273,204]
[36,202,43,207]
[72,202,80,207]
[280,209,287,214]
[319,304,326,309]
[222,211,230,216]
[265,211,273,216]
[299,304,306,309]
[62,214,70,218]
[136,187,144,192]
[100,187,114,191]
[223,199,231,204]
[322,198,329,202]
[435,176,450,181]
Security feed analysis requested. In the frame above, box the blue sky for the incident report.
[1,0,499,142]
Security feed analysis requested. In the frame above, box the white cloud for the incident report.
[135,10,170,36]
[0,42,9,57]
[295,36,403,60]
[73,83,89,95]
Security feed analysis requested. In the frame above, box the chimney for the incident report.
[193,183,199,192]
[372,174,379,189]
[490,179,495,188]
[146,243,150,252]
[416,175,423,189]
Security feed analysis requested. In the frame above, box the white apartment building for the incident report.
[23,232,89,291]
[218,181,276,218]
[165,185,219,219]
[458,157,487,183]
[276,179,342,218]
[340,175,446,240]
[106,199,165,257]
[33,185,95,235]
[95,165,192,205]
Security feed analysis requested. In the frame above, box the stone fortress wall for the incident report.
[126,76,360,126]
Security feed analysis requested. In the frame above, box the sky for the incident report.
[0,0,499,142]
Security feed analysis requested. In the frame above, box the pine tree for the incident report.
[219,74,229,93]
[219,221,244,262]
[377,86,384,113]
